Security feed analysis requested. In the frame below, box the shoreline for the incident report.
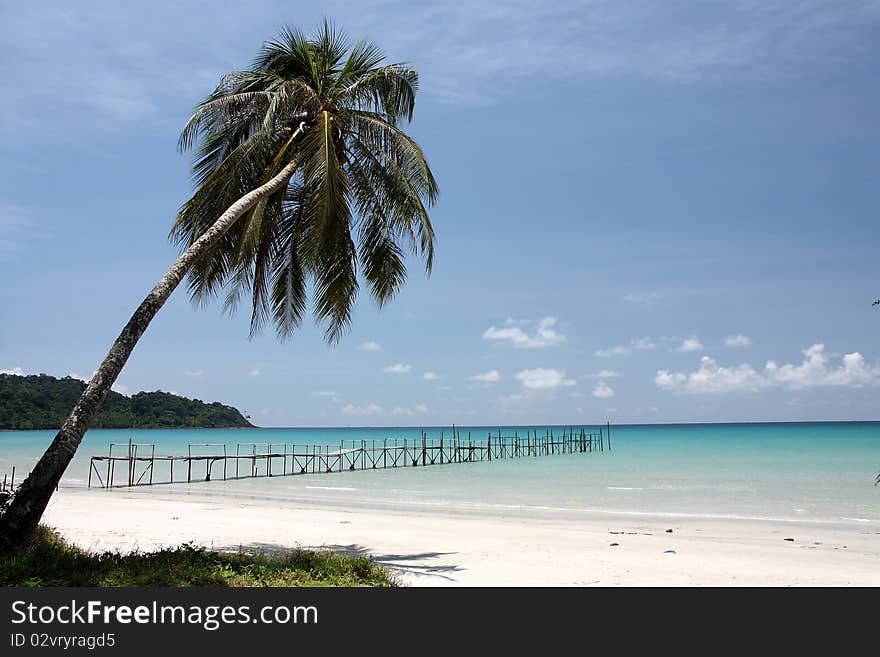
[42,487,880,586]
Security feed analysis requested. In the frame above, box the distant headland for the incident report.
[0,373,254,430]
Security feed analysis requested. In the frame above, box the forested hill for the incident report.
[0,374,254,430]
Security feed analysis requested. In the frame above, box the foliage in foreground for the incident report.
[0,526,396,587]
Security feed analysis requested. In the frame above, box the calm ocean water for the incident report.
[2,422,879,525]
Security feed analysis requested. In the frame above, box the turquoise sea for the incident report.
[2,422,879,526]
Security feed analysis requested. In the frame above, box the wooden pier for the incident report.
[88,424,612,489]
[0,466,16,493]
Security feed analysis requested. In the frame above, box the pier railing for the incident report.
[87,425,612,489]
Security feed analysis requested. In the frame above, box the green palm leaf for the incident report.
[173,20,438,342]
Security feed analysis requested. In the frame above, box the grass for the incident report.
[0,526,397,587]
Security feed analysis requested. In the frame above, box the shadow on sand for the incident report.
[216,541,463,583]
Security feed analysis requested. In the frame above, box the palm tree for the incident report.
[0,21,437,553]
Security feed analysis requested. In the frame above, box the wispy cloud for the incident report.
[312,391,336,397]
[483,317,566,349]
[624,292,660,307]
[382,363,411,374]
[423,371,442,380]
[359,341,382,351]
[656,343,880,394]
[595,337,656,357]
[348,0,880,106]
[589,369,622,379]
[675,336,704,353]
[725,334,752,347]
[0,366,24,375]
[469,370,501,384]
[0,204,41,261]
[391,403,429,416]
[0,3,230,144]
[184,370,203,378]
[342,403,384,415]
[514,368,576,391]
[592,381,615,398]
[248,369,260,377]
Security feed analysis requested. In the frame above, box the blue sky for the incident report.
[1,1,879,426]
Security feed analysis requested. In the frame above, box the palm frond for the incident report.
[172,22,437,343]
[299,110,357,341]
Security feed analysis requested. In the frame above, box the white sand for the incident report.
[40,486,880,586]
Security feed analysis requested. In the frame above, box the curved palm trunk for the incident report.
[0,149,302,554]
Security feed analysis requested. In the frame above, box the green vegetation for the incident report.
[0,526,396,587]
[0,374,253,430]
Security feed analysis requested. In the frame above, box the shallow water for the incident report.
[2,422,879,525]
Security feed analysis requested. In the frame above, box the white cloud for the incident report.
[595,337,657,357]
[594,345,630,357]
[676,336,704,353]
[423,371,441,381]
[515,368,576,390]
[725,334,752,348]
[248,369,260,377]
[655,358,765,394]
[391,403,429,416]
[342,403,384,416]
[112,383,129,395]
[482,316,567,349]
[589,369,621,379]
[766,344,878,389]
[1,366,24,375]
[382,363,411,374]
[592,381,615,398]
[656,343,880,394]
[184,369,203,378]
[312,391,336,397]
[624,292,660,306]
[469,370,501,383]
[358,341,381,351]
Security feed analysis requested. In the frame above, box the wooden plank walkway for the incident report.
[88,425,612,489]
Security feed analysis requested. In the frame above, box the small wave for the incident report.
[606,486,644,491]
[840,517,872,523]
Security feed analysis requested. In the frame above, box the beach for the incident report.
[4,422,878,586]
[43,486,880,586]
